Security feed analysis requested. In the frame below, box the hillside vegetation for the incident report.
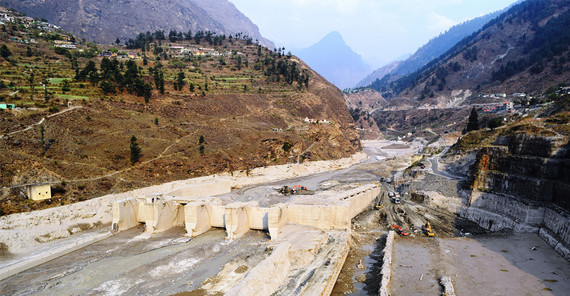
[0,8,359,215]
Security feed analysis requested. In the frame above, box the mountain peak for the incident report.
[294,31,371,90]
[321,31,345,44]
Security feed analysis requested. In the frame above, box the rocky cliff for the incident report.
[451,112,570,259]
[472,133,570,210]
[0,0,274,48]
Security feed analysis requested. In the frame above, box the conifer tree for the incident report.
[130,136,141,165]
[465,107,480,133]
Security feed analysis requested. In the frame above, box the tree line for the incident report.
[75,57,153,102]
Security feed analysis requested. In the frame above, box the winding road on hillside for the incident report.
[0,106,83,139]
[427,147,465,180]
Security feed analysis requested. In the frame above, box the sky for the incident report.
[230,0,519,68]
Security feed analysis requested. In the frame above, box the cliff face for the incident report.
[0,0,274,48]
[473,134,570,210]
[449,114,570,259]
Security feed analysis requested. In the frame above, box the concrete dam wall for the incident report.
[112,182,381,240]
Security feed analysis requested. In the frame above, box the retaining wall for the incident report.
[379,231,395,296]
[462,191,570,260]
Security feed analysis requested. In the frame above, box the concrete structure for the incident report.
[379,231,395,296]
[25,184,51,201]
[112,183,381,240]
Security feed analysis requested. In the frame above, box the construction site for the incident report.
[0,140,569,295]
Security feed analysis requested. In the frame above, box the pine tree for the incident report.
[0,44,11,59]
[130,136,141,165]
[465,107,480,133]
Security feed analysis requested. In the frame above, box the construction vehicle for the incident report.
[423,221,435,237]
[292,185,308,194]
[374,198,383,210]
[278,185,312,195]
[278,186,294,195]
[389,192,401,204]
[392,223,409,236]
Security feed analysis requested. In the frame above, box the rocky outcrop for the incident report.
[0,0,274,47]
[464,132,570,259]
[473,133,570,210]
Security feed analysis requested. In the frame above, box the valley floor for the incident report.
[391,233,570,296]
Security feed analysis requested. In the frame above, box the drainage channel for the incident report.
[331,210,388,296]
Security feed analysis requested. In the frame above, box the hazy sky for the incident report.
[230,0,519,68]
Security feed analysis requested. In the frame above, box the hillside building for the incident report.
[25,184,51,201]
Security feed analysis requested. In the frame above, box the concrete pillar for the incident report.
[247,205,270,230]
[225,203,250,240]
[184,202,212,237]
[111,199,138,232]
[268,205,288,239]
[209,205,227,228]
[150,201,183,233]
[138,196,182,234]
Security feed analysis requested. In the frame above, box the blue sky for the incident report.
[230,0,519,68]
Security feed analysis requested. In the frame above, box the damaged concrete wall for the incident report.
[468,192,545,228]
[112,199,138,232]
[111,184,381,241]
[540,206,570,260]
[227,242,291,296]
[1,153,366,255]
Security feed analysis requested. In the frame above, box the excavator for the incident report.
[423,221,435,237]
[392,223,409,236]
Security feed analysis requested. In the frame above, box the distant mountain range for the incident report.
[359,3,516,88]
[356,61,401,88]
[0,0,275,48]
[294,31,371,90]
[372,0,570,108]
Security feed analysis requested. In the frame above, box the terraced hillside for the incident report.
[0,9,359,215]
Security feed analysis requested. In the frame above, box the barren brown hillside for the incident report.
[0,10,359,215]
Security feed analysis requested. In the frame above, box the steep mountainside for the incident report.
[391,11,504,78]
[294,32,371,90]
[0,0,274,48]
[363,7,507,90]
[0,9,359,215]
[372,0,570,108]
[356,61,401,88]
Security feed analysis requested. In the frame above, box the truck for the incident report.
[389,192,401,204]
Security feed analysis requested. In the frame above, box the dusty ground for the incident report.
[390,233,570,296]
[442,233,570,296]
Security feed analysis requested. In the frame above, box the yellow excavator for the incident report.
[423,221,435,237]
